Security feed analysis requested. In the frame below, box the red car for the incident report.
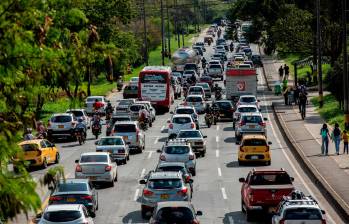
[239,168,294,221]
[199,76,213,89]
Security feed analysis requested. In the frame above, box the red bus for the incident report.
[138,66,174,112]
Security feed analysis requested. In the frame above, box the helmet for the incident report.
[107,102,112,106]
[215,83,218,87]
[26,128,32,133]
[78,118,83,123]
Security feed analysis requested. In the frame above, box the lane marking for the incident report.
[147,151,153,159]
[217,167,222,177]
[216,136,219,142]
[216,125,220,131]
[221,187,227,199]
[154,137,159,144]
[140,168,146,177]
[134,189,140,201]
[216,150,219,157]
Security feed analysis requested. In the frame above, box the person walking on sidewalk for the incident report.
[320,124,330,155]
[342,130,349,154]
[284,64,290,79]
[331,123,341,155]
[278,66,284,79]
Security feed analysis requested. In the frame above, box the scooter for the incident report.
[92,123,101,139]
[204,113,213,128]
[75,128,86,145]
[215,90,222,101]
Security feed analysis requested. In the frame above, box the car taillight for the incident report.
[259,121,266,127]
[80,195,92,201]
[75,165,82,172]
[177,187,188,196]
[189,155,195,160]
[105,165,112,171]
[143,189,153,197]
[239,146,244,152]
[169,123,173,129]
[49,196,63,202]
[191,123,195,128]
[160,155,166,161]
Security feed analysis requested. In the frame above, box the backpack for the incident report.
[321,128,328,138]
[333,128,341,137]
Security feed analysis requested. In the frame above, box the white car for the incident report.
[95,136,130,164]
[173,106,199,128]
[236,95,260,109]
[129,77,139,86]
[75,152,118,187]
[85,96,107,115]
[38,204,94,224]
[188,86,205,99]
[233,105,259,127]
[184,95,206,114]
[66,109,91,129]
[135,101,156,122]
[168,114,196,139]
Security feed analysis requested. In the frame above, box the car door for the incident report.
[44,140,56,162]
[39,140,50,162]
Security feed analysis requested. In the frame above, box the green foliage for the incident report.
[311,95,344,129]
[40,166,65,191]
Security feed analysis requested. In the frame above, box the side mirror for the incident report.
[94,140,99,145]
[268,141,272,145]
[196,211,203,216]
[321,210,326,215]
[90,211,96,218]
[263,117,268,121]
[257,99,260,102]
[290,177,295,182]
[156,149,162,153]
[238,177,245,183]
[203,135,207,138]
[75,159,79,163]
[139,179,147,184]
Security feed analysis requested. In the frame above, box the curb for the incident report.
[272,103,349,221]
[258,45,272,91]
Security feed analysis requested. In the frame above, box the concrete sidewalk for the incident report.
[261,54,349,219]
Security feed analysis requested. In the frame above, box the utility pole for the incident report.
[343,0,349,130]
[166,0,171,59]
[316,0,323,108]
[142,0,148,65]
[160,0,165,65]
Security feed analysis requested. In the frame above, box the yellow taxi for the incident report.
[237,134,271,166]
[17,139,60,168]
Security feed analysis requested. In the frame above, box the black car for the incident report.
[184,63,199,74]
[251,54,263,67]
[123,85,138,99]
[212,100,234,120]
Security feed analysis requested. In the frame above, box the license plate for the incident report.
[58,125,64,128]
[89,176,96,180]
[66,197,76,202]
[249,125,255,128]
[160,194,169,199]
[251,155,259,160]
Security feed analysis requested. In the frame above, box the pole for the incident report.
[343,0,349,130]
[160,0,165,65]
[166,0,171,59]
[294,64,298,87]
[316,0,323,108]
[174,0,180,48]
[142,0,148,65]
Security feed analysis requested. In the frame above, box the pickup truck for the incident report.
[239,168,295,221]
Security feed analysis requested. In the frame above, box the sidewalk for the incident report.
[262,55,349,218]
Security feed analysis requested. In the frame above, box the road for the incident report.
[27,29,345,224]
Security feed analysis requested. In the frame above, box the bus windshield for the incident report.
[140,73,167,83]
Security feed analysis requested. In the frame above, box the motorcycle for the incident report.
[92,123,101,139]
[75,128,85,145]
[213,110,220,125]
[139,120,148,131]
[117,80,123,91]
[106,112,112,120]
[204,113,213,128]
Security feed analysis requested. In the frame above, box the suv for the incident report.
[272,193,326,224]
[48,113,77,140]
[177,130,207,157]
[168,114,196,139]
[85,96,107,115]
[123,85,138,99]
[235,112,267,141]
[112,121,145,153]
[138,171,192,218]
[157,139,196,176]
[237,134,272,166]
[115,99,135,113]
[66,109,91,129]
[239,168,295,221]
[173,106,199,129]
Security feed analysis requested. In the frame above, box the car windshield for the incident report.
[209,64,221,69]
[243,139,267,146]
[118,100,133,106]
[51,116,72,123]
[241,97,256,103]
[238,107,257,113]
[178,131,201,138]
[43,210,82,222]
[87,97,102,102]
[196,83,209,89]
[156,207,194,223]
[57,183,88,192]
[80,155,108,163]
[99,138,123,145]
[69,111,83,117]
[176,108,194,115]
[217,102,232,109]
[186,97,202,103]
[284,208,322,220]
[164,146,190,154]
[242,116,262,123]
[172,117,191,124]
[114,124,136,132]
[148,179,181,189]
[250,173,292,185]
[21,144,39,151]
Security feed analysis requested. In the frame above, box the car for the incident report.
[47,113,77,141]
[233,104,259,123]
[173,106,199,129]
[208,59,224,71]
[184,95,206,114]
[239,168,295,221]
[184,63,199,74]
[196,82,211,99]
[177,130,207,157]
[216,38,226,46]
[235,112,268,141]
[168,114,196,139]
[128,103,145,121]
[272,192,326,224]
[212,53,225,63]
[243,60,254,68]
[212,100,235,120]
[135,101,156,123]
[251,54,263,67]
[237,134,272,166]
[236,95,260,109]
[37,204,95,224]
[75,152,118,187]
[171,71,183,84]
[194,41,206,51]
[17,139,59,169]
[171,76,182,99]
[207,64,223,80]
[242,47,253,57]
[188,86,205,99]
[238,63,252,69]
[149,201,202,224]
[48,178,98,216]
[123,85,138,99]
[112,121,145,153]
[85,96,107,115]
[115,99,136,113]
[157,140,196,176]
[192,46,203,56]
[199,76,213,89]
[129,77,139,86]
[183,70,199,82]
[95,136,130,164]
[66,109,91,129]
[138,171,192,218]
[106,114,132,136]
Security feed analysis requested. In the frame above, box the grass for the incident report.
[311,94,344,129]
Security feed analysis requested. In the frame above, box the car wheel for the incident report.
[200,151,206,157]
[238,160,243,166]
[124,158,127,164]
[141,207,148,219]
[266,161,271,166]
[127,154,130,161]
[42,158,48,169]
[55,153,60,164]
[246,209,254,222]
[149,122,152,127]
[110,180,115,187]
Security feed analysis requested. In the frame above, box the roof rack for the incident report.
[279,191,318,207]
[165,139,190,145]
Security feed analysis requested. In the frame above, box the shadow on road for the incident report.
[223,126,235,132]
[224,137,236,143]
[222,211,247,224]
[122,210,145,223]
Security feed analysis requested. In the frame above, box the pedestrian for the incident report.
[294,85,299,105]
[283,87,290,105]
[331,123,341,155]
[278,66,284,79]
[342,130,349,154]
[284,64,290,79]
[320,124,330,155]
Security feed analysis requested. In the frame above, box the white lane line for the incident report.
[217,167,222,177]
[140,168,146,177]
[147,151,153,159]
[133,189,140,201]
[216,150,219,157]
[161,125,165,131]
[216,125,220,131]
[228,216,234,224]
[154,137,159,144]
[216,136,219,142]
[221,187,227,199]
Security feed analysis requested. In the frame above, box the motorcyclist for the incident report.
[212,83,222,93]
[24,128,34,140]
[75,118,87,138]
[201,57,207,67]
[93,99,104,114]
[91,114,102,130]
[105,102,114,119]
[190,73,197,84]
[138,106,149,124]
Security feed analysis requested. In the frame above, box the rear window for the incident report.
[184,64,197,70]
[129,105,142,111]
[21,144,39,151]
[112,117,131,123]
[250,173,292,185]
[242,115,262,123]
[57,183,88,192]
[238,107,257,113]
[184,71,195,75]
[87,97,102,102]
[99,138,123,146]
[284,208,322,220]
[172,117,191,124]
[243,139,267,146]
[80,155,108,163]
[186,97,202,103]
[240,97,256,103]
[157,166,186,174]
[43,210,82,222]
[200,77,211,81]
[209,64,221,69]
[196,83,209,89]
[148,179,181,189]
[189,87,203,92]
[156,207,194,222]
[178,131,201,138]
[176,108,194,115]
[125,85,138,90]
[119,100,133,106]
[69,111,83,117]
[164,146,190,154]
[217,102,232,109]
[114,124,136,132]
[51,116,72,123]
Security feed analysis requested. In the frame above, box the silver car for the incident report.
[184,95,206,114]
[95,136,130,164]
[138,171,192,218]
[236,95,260,110]
[115,99,135,113]
[112,121,145,153]
[235,112,267,141]
[157,140,196,176]
[75,152,118,187]
[66,109,91,129]
[47,113,77,140]
[177,130,207,157]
